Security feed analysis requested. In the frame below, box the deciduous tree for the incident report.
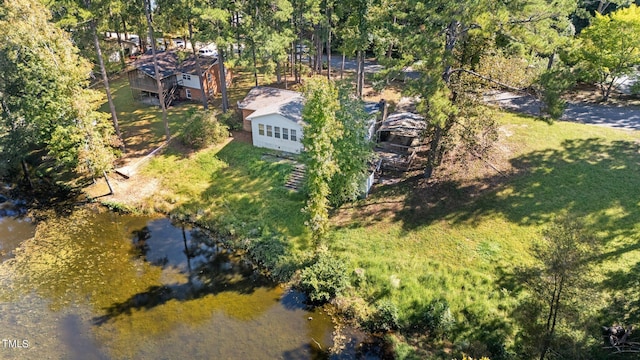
[574,4,640,101]
[301,78,340,244]
[0,0,117,185]
[516,216,598,359]
[329,83,373,206]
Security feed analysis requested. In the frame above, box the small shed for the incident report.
[377,112,426,147]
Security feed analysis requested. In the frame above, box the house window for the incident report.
[185,88,192,99]
[266,125,273,137]
[290,129,297,141]
[274,126,280,138]
[282,128,289,140]
[182,74,191,81]
[207,73,212,81]
[258,124,264,136]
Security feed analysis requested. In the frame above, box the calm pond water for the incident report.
[0,204,351,359]
[0,195,34,261]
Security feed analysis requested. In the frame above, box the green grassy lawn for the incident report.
[97,72,640,357]
[330,114,640,356]
[99,76,200,158]
[133,110,640,357]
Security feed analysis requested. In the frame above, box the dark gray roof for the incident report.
[246,93,305,124]
[133,51,179,79]
[178,55,218,75]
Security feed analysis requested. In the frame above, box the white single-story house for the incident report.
[238,87,305,153]
[238,86,384,155]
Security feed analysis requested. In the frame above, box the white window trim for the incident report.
[185,88,192,99]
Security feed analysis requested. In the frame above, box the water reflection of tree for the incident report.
[94,224,276,325]
[131,226,151,259]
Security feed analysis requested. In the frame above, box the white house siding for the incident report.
[178,73,201,89]
[250,114,304,154]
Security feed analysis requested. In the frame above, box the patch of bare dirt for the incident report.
[84,172,162,209]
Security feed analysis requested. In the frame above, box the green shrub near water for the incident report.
[368,299,400,332]
[180,110,229,149]
[299,252,350,303]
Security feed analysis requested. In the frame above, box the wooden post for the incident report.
[103,171,114,195]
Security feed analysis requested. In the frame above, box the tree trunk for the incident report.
[341,52,345,80]
[603,78,616,102]
[360,52,365,97]
[103,171,114,195]
[252,39,258,86]
[424,20,460,179]
[356,50,365,99]
[424,125,442,179]
[597,0,611,14]
[88,11,124,150]
[355,51,360,97]
[276,61,282,83]
[21,160,33,190]
[387,16,397,59]
[121,15,128,41]
[316,27,324,74]
[546,52,555,70]
[112,13,126,69]
[326,24,332,80]
[188,20,208,110]
[218,49,229,113]
[235,12,242,58]
[143,0,170,141]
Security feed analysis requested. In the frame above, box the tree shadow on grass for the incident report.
[597,260,640,329]
[396,138,640,241]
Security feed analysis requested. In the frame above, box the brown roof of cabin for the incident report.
[178,56,218,75]
[132,51,179,79]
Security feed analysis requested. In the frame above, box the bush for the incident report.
[218,111,243,131]
[299,252,349,303]
[368,299,400,332]
[408,298,456,339]
[425,298,456,338]
[180,111,229,149]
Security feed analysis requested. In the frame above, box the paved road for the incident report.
[323,56,640,131]
[487,93,640,131]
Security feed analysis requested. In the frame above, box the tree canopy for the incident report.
[0,0,116,181]
[574,4,640,101]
